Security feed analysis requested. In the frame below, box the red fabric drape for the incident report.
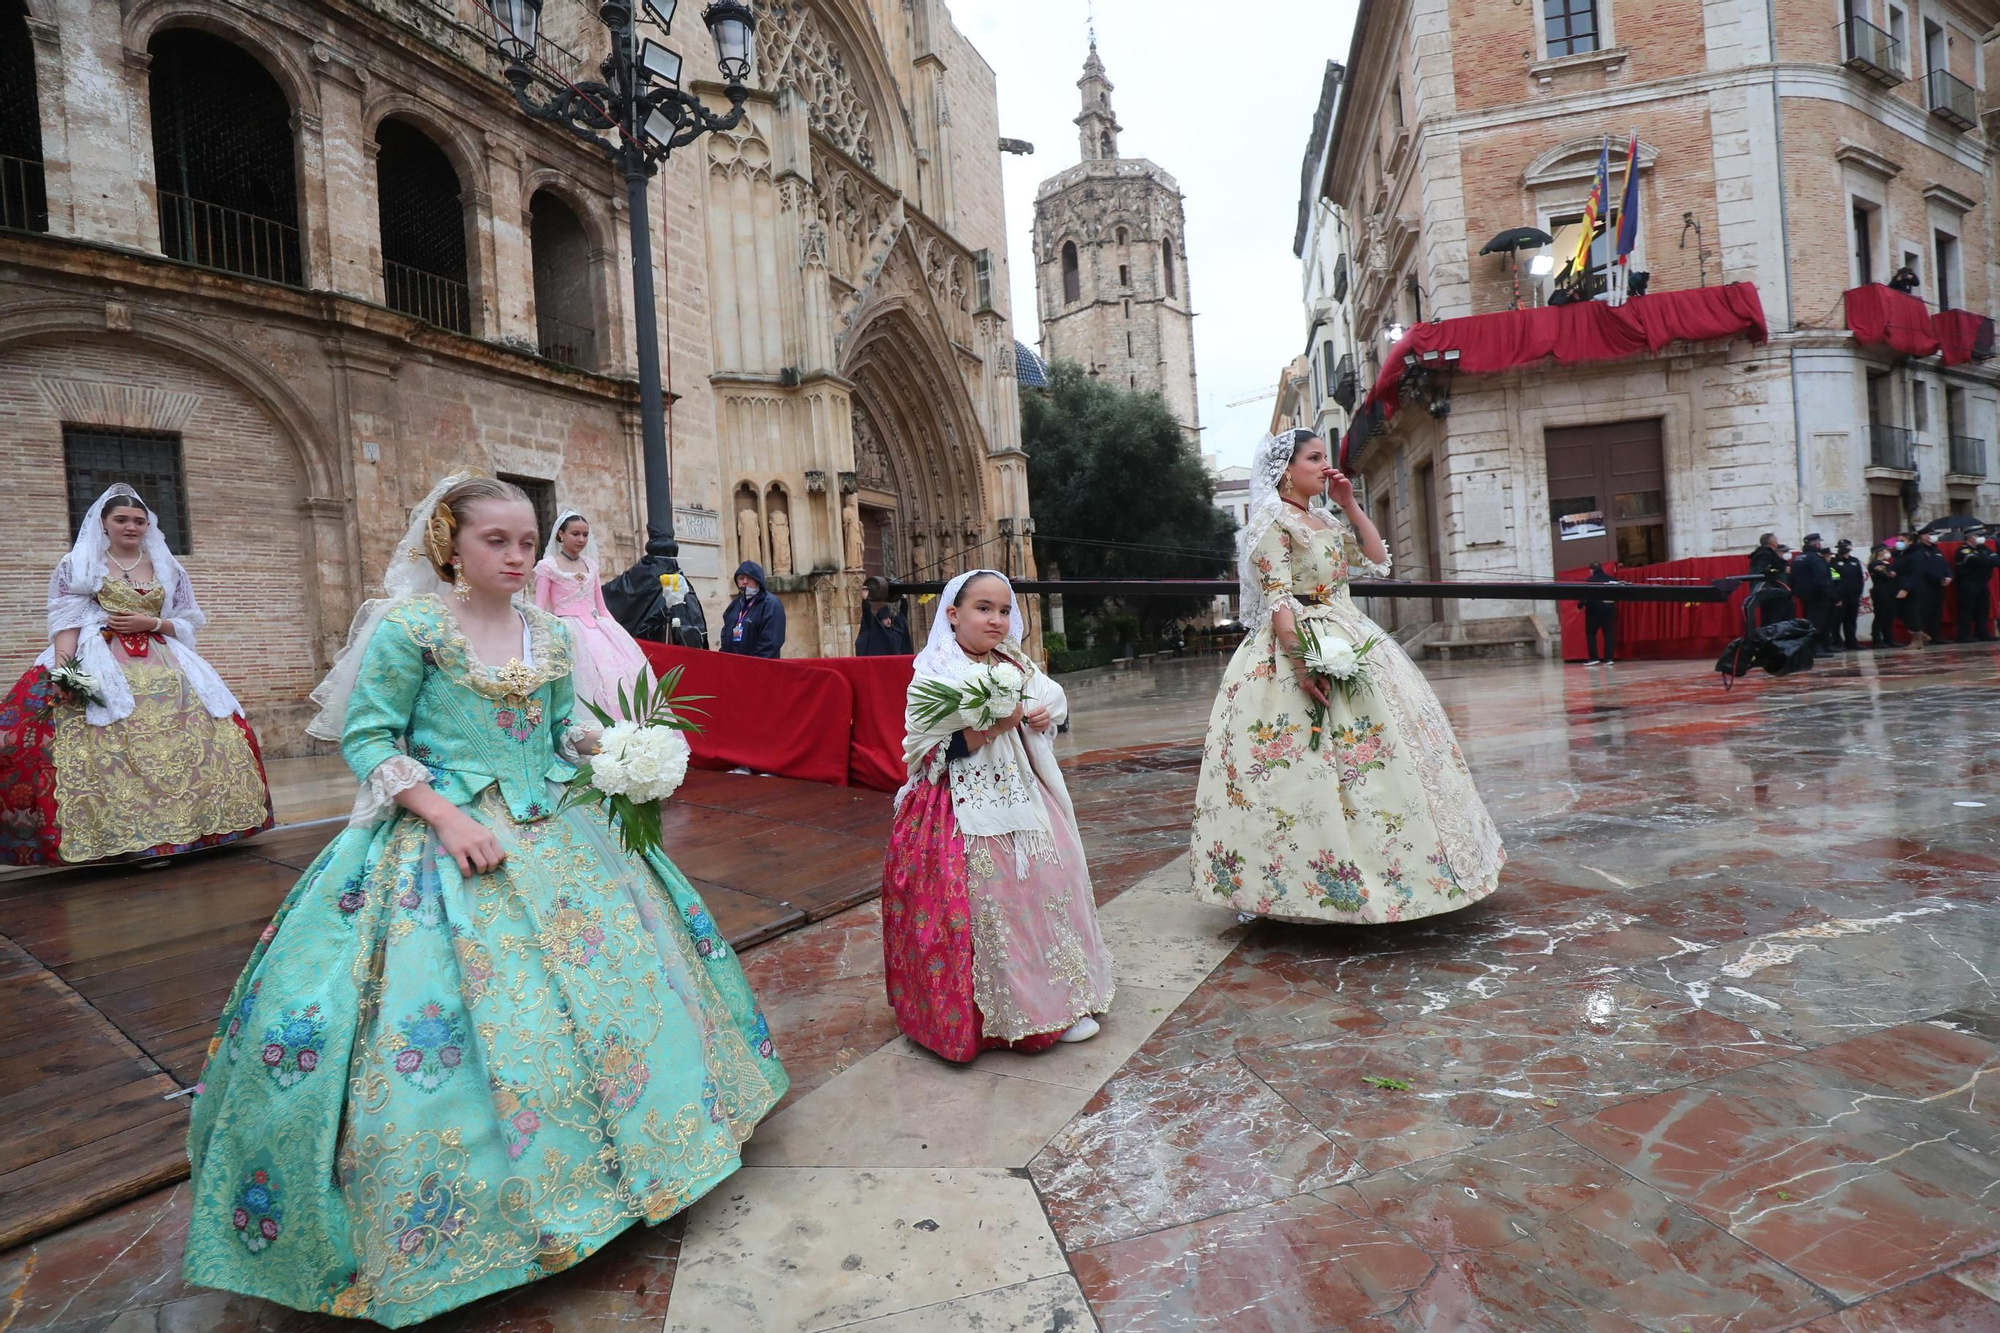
[637,643,855,787]
[806,655,914,793]
[1932,309,1987,367]
[1556,556,1758,662]
[1343,283,1769,467]
[1844,283,1941,359]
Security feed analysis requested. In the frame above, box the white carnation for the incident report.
[1305,636,1361,680]
[592,724,691,804]
[988,662,1025,697]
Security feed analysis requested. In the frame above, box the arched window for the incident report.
[1161,238,1177,298]
[376,119,470,333]
[0,0,46,233]
[1100,131,1112,158]
[148,29,301,284]
[529,189,597,369]
[1061,240,1079,303]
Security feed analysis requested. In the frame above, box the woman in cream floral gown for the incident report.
[1190,430,1505,923]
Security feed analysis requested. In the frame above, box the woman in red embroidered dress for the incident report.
[879,570,1114,1060]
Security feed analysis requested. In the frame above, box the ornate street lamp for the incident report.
[491,0,756,556]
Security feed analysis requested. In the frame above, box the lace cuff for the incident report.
[349,754,432,827]
[556,720,595,766]
[1350,548,1393,579]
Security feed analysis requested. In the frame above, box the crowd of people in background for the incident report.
[1751,528,1997,651]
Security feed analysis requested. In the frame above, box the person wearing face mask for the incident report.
[1790,534,1835,649]
[1190,429,1505,926]
[1894,532,1951,648]
[1953,535,1996,642]
[719,560,786,658]
[882,570,1114,1059]
[1868,542,1901,648]
[1830,539,1866,650]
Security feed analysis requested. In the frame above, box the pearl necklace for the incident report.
[107,551,144,582]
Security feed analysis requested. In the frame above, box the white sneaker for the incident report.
[1058,1015,1100,1043]
[1583,659,1600,666]
[1235,911,1258,925]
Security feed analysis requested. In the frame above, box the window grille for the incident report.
[63,426,192,555]
[499,473,557,543]
[377,119,471,333]
[0,0,46,233]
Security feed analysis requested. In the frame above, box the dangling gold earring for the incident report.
[453,567,472,602]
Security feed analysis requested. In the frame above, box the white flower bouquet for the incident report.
[909,660,1027,730]
[1293,622,1385,750]
[36,655,104,722]
[562,666,706,856]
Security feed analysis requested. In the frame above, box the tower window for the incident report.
[1061,241,1080,303]
[1100,131,1112,158]
[1119,263,1129,286]
[1161,239,1177,298]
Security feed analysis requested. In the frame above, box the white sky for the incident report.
[953,0,1361,471]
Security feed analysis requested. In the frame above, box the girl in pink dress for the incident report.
[532,511,649,717]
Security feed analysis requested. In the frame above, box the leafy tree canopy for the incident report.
[1023,360,1237,633]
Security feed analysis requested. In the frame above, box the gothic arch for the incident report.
[755,0,911,186]
[123,1,320,121]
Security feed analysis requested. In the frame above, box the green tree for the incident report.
[1023,360,1237,635]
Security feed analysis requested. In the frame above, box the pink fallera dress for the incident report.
[532,556,649,719]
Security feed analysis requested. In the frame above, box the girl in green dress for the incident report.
[182,474,785,1326]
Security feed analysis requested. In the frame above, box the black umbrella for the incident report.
[1480,226,1554,256]
[1918,515,1990,535]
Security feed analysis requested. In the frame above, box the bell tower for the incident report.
[1076,41,1120,162]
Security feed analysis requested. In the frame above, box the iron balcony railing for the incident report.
[0,154,48,234]
[1949,435,1987,478]
[1839,17,1904,86]
[1928,69,1978,130]
[536,316,597,370]
[1869,422,1916,471]
[157,190,303,287]
[384,258,472,334]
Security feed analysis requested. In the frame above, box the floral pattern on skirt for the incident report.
[881,777,1115,1062]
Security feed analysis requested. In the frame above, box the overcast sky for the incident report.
[953,0,1361,471]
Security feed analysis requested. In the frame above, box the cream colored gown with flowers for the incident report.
[1190,510,1505,922]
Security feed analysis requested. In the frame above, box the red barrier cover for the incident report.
[636,643,855,787]
[1343,284,1769,466]
[806,655,914,792]
[1844,283,1941,359]
[1556,555,1756,662]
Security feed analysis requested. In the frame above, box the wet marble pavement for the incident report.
[6,649,2000,1331]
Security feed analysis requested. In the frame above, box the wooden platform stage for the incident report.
[0,771,892,1252]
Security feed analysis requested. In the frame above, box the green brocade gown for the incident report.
[182,597,786,1326]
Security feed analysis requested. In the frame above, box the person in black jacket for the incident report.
[1576,562,1618,665]
[855,576,914,656]
[1954,536,1996,642]
[719,560,787,658]
[1790,534,1835,648]
[1747,533,1792,626]
[1894,533,1951,648]
[1829,538,1866,650]
[1868,542,1901,648]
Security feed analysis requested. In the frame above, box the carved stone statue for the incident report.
[842,493,865,571]
[768,508,794,577]
[736,506,762,568]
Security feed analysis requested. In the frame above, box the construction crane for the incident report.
[1224,386,1279,408]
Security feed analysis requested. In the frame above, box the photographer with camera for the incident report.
[1746,533,1792,626]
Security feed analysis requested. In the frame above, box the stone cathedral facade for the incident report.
[0,0,1030,753]
[1031,43,1199,439]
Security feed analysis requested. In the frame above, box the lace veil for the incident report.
[541,509,601,569]
[1237,428,1318,629]
[912,569,1025,687]
[53,483,192,610]
[305,472,468,742]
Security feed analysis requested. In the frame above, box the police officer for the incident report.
[1895,532,1951,648]
[1868,542,1901,647]
[1791,533,1835,648]
[1830,538,1865,650]
[1954,534,1996,642]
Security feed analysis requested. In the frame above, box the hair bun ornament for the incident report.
[424,502,457,572]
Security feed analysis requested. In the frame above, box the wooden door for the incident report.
[1870,492,1902,542]
[1544,419,1666,572]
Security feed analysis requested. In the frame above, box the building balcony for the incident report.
[1869,423,1915,472]
[536,315,597,371]
[157,192,304,288]
[1928,69,1978,131]
[1839,17,1904,87]
[384,258,472,334]
[1948,435,1987,479]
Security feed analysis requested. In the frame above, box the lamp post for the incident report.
[490,0,756,554]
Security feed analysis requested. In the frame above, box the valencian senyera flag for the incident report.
[1563,136,1611,294]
